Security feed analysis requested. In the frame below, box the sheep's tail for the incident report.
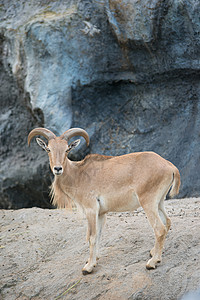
[169,167,181,198]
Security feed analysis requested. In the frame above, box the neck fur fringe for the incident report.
[50,178,74,210]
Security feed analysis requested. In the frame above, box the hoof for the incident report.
[146,258,157,270]
[146,264,156,270]
[82,269,93,275]
[82,262,94,275]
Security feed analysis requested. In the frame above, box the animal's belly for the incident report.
[99,190,140,213]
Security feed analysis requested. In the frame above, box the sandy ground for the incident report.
[0,197,200,300]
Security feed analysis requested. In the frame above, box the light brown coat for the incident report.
[28,127,180,274]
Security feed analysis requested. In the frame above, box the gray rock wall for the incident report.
[0,0,200,208]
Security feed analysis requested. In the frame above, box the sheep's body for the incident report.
[52,151,179,212]
[28,127,181,274]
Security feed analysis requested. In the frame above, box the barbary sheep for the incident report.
[28,127,180,274]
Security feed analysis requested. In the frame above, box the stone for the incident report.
[0,0,200,208]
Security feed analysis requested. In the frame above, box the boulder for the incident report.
[0,0,200,208]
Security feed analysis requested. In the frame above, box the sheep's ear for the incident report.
[36,138,50,152]
[68,139,80,152]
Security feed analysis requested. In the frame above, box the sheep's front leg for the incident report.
[96,214,106,260]
[82,211,97,275]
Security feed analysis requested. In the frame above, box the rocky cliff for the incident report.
[0,0,200,208]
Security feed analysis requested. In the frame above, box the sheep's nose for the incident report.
[53,166,63,175]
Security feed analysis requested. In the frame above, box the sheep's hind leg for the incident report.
[158,198,171,233]
[149,197,171,259]
[142,201,167,269]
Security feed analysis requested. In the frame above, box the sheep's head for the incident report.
[28,127,90,176]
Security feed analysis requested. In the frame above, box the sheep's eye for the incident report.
[46,147,50,153]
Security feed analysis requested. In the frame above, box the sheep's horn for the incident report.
[61,128,90,146]
[28,128,56,146]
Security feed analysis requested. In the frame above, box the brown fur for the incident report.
[28,128,181,275]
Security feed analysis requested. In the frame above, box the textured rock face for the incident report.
[0,0,200,208]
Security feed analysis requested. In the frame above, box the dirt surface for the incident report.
[0,197,200,300]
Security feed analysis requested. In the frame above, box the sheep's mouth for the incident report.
[54,172,62,176]
[54,171,63,176]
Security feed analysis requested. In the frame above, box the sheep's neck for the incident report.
[52,161,79,208]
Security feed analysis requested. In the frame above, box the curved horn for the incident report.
[28,127,56,146]
[60,128,90,146]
